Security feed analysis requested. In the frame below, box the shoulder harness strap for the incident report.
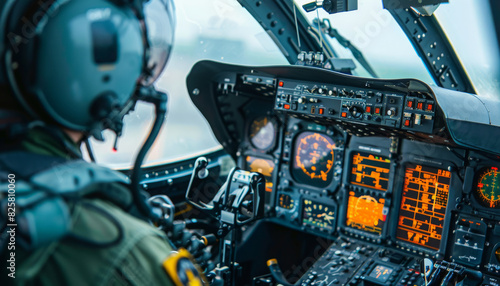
[0,151,130,250]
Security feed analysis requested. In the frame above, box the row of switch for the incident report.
[406,98,434,112]
[403,113,433,127]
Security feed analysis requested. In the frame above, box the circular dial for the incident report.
[295,132,335,182]
[474,167,500,208]
[302,200,335,231]
[278,194,294,210]
[249,117,276,150]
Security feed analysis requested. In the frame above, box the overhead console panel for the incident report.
[275,78,437,137]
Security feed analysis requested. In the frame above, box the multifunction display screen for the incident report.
[346,191,386,235]
[396,164,451,250]
[350,152,391,191]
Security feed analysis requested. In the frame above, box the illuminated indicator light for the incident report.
[284,104,290,110]
[407,100,413,108]
[417,102,424,110]
[404,119,410,127]
[319,108,324,115]
[414,114,422,125]
[366,106,372,113]
[341,112,347,118]
[375,107,381,114]
[279,81,284,87]
[427,104,433,111]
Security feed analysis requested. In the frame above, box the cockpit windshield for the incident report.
[294,0,500,98]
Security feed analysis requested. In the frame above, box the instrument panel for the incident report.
[186,61,500,285]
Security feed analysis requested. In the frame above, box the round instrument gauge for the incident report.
[249,117,276,150]
[474,167,500,208]
[278,193,294,210]
[293,132,335,187]
[302,200,335,231]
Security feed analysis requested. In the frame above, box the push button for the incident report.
[407,100,414,108]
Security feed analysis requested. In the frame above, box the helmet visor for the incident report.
[142,0,176,86]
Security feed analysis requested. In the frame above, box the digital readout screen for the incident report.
[368,265,394,283]
[396,164,451,250]
[346,191,386,235]
[350,152,391,191]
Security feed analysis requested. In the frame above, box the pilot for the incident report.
[0,0,201,285]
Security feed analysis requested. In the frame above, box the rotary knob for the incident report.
[348,105,364,119]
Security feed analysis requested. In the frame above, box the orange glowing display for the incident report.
[350,152,391,191]
[293,132,335,188]
[396,164,451,250]
[246,156,275,193]
[346,191,386,235]
[368,265,393,283]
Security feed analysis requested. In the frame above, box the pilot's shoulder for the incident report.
[71,198,178,285]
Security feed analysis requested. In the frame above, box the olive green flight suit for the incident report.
[6,127,176,286]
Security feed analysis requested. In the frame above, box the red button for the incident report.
[407,100,413,108]
[427,104,433,111]
[366,106,372,113]
[341,112,347,118]
[279,81,284,87]
[284,104,290,110]
[404,119,410,127]
[375,107,381,114]
[319,108,324,115]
